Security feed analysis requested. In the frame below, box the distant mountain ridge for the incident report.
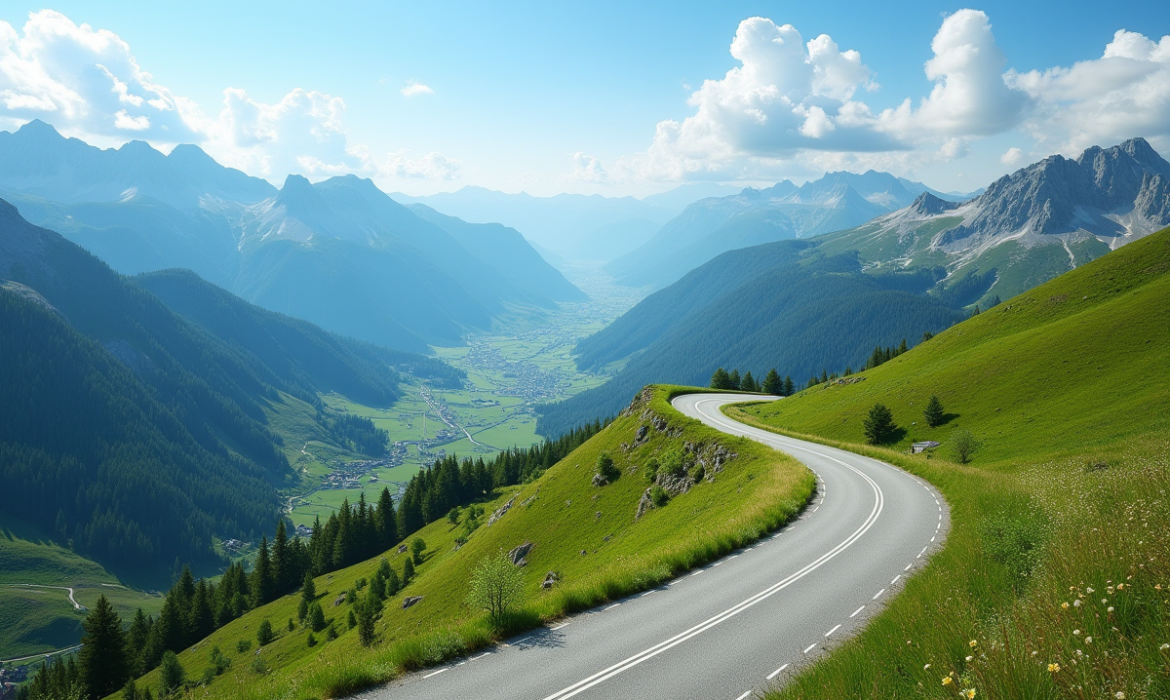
[605,170,973,289]
[815,138,1170,306]
[0,121,583,351]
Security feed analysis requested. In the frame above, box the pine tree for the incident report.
[728,369,741,391]
[922,330,934,342]
[158,651,184,697]
[308,602,327,633]
[741,371,758,392]
[125,608,150,675]
[256,619,274,646]
[188,580,214,644]
[376,487,397,551]
[709,368,731,390]
[80,594,129,699]
[783,375,794,396]
[762,369,783,396]
[251,536,274,607]
[863,404,897,445]
[403,557,415,584]
[301,570,317,604]
[272,519,290,593]
[923,395,945,428]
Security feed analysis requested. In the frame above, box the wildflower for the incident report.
[1048,663,1061,673]
[942,676,954,686]
[1161,643,1169,651]
[1073,629,1081,636]
[924,664,931,670]
[1156,584,1163,591]
[965,655,973,662]
[1115,692,1125,699]
[1116,583,1125,590]
[1061,602,1069,609]
[1087,587,1095,593]
[1085,636,1093,644]
[969,639,978,648]
[1108,606,1115,613]
[1031,651,1038,656]
[1074,600,1082,607]
[1102,599,1109,604]
[964,690,976,699]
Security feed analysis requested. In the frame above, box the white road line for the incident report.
[540,426,887,700]
[691,569,705,577]
[729,554,740,560]
[891,575,901,584]
[641,590,656,597]
[767,663,789,680]
[605,603,621,611]
[803,643,817,654]
[825,624,841,637]
[850,605,865,618]
[811,506,819,513]
[873,588,885,600]
[734,691,753,700]
[549,624,569,632]
[714,561,723,567]
[904,563,912,571]
[423,668,449,679]
[931,535,936,542]
[918,546,928,558]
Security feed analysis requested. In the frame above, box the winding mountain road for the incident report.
[365,393,947,700]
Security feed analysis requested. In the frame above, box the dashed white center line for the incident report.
[605,603,621,611]
[811,506,819,513]
[824,624,841,637]
[714,561,723,567]
[766,663,789,680]
[734,691,753,700]
[904,563,912,571]
[423,668,449,679]
[918,546,928,558]
[803,643,818,654]
[930,535,936,542]
[891,575,901,584]
[850,605,865,618]
[873,588,886,600]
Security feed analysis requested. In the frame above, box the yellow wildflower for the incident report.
[969,639,978,648]
[1048,663,1061,673]
[942,676,954,686]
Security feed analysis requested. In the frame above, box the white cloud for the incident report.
[1007,29,1170,154]
[385,150,461,179]
[0,10,200,141]
[1001,146,1023,165]
[568,152,608,183]
[400,80,434,98]
[0,10,459,185]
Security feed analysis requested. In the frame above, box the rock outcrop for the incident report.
[507,541,533,566]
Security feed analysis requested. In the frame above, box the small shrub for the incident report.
[208,646,230,675]
[347,609,357,629]
[287,617,295,632]
[355,577,367,590]
[236,639,252,654]
[689,463,705,482]
[200,665,216,686]
[256,618,274,646]
[644,458,660,482]
[949,429,982,463]
[403,557,415,583]
[659,447,688,477]
[345,589,357,604]
[326,624,338,641]
[411,537,427,564]
[250,657,269,675]
[307,632,317,648]
[159,651,185,697]
[651,485,670,507]
[467,552,525,627]
[595,452,621,482]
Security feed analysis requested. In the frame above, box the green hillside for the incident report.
[114,386,814,700]
[725,228,1170,699]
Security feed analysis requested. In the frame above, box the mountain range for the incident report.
[813,137,1170,306]
[390,183,741,263]
[0,121,584,352]
[604,171,974,289]
[0,198,459,573]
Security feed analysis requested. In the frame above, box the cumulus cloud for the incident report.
[385,150,461,179]
[1001,146,1023,165]
[0,10,200,141]
[400,81,434,97]
[1007,29,1170,153]
[568,152,608,183]
[0,10,458,184]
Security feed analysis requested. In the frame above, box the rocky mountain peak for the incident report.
[910,192,960,217]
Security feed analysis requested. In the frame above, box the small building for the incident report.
[911,441,941,454]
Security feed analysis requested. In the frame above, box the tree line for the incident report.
[709,368,797,396]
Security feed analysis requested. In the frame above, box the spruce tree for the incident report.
[403,557,415,584]
[188,580,214,644]
[863,404,897,445]
[125,608,150,675]
[763,369,783,396]
[923,395,945,428]
[376,487,397,551]
[308,602,327,633]
[710,368,730,390]
[728,369,741,391]
[256,619,274,646]
[301,570,316,604]
[783,375,794,396]
[80,594,129,700]
[251,536,274,607]
[158,651,184,697]
[741,371,758,393]
[272,520,290,592]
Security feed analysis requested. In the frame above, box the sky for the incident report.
[0,1,1166,197]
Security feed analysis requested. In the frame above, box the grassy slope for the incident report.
[726,229,1170,699]
[117,386,814,700]
[0,515,164,660]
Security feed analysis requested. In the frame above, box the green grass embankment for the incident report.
[727,229,1170,700]
[119,385,814,700]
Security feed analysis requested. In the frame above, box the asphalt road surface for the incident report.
[364,393,948,700]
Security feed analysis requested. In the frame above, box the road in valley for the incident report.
[364,393,948,700]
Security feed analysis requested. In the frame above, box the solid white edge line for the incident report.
[735,691,753,700]
[825,624,841,637]
[766,663,789,680]
[803,643,817,654]
[605,603,621,611]
[850,605,865,617]
[549,624,568,632]
[423,668,449,679]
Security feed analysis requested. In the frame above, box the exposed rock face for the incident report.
[507,541,533,566]
[402,596,424,609]
[396,544,408,554]
[910,192,960,216]
[487,494,518,526]
[591,473,609,487]
[542,572,559,590]
[635,488,655,520]
[655,472,693,497]
[634,425,649,445]
[333,595,346,607]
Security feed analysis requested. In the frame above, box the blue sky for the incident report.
[0,1,1166,196]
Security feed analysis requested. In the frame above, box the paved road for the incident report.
[364,393,948,700]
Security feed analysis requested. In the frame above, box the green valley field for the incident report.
[724,229,1170,699]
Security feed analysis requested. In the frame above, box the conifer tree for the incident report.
[863,404,897,445]
[783,375,794,396]
[376,487,397,550]
[923,395,945,428]
[125,608,151,675]
[158,651,184,697]
[728,369,741,390]
[256,619,274,646]
[709,368,731,389]
[251,536,274,607]
[741,371,758,392]
[403,557,415,584]
[79,594,129,700]
[272,520,290,592]
[762,369,782,395]
[301,570,316,604]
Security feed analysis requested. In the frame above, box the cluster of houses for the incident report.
[222,538,248,553]
[1,664,30,698]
